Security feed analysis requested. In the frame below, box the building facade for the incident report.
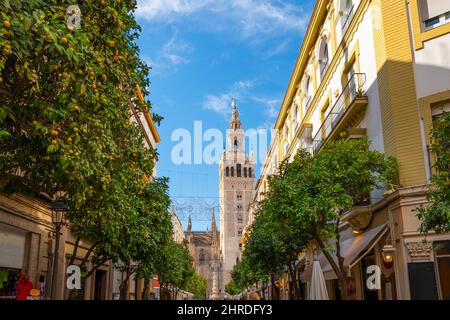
[219,100,255,295]
[185,212,221,299]
[250,0,450,300]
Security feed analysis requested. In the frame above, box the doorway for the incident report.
[434,241,450,300]
[94,270,107,300]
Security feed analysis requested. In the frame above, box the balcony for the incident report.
[312,73,368,154]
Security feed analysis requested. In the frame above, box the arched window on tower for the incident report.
[225,167,229,177]
[244,167,247,177]
[234,138,238,151]
[248,168,252,178]
[231,167,234,177]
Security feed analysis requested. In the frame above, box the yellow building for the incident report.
[255,0,450,300]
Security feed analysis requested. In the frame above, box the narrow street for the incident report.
[0,0,449,305]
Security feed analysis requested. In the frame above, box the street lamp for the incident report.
[50,197,67,300]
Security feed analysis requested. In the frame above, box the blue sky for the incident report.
[134,0,315,231]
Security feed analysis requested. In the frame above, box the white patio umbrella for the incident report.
[309,260,329,300]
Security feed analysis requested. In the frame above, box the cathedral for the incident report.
[185,100,254,299]
[185,211,221,299]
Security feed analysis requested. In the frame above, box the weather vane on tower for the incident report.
[231,98,237,110]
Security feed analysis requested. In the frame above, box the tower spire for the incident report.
[211,208,217,235]
[229,99,242,130]
[187,214,192,233]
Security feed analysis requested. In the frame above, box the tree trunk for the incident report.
[288,264,299,300]
[314,234,349,300]
[119,265,131,300]
[141,276,150,300]
[271,274,275,300]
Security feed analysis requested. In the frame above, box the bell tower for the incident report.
[218,99,254,297]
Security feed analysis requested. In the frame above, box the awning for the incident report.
[317,224,388,280]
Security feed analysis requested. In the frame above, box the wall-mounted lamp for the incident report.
[382,244,395,269]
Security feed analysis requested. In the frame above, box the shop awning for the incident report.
[317,224,388,280]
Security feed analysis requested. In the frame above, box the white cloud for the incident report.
[263,38,292,58]
[203,80,255,117]
[252,96,281,119]
[136,0,309,39]
[161,32,192,65]
[142,32,192,76]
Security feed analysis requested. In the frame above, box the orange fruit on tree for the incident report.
[51,130,59,137]
[61,37,68,44]
[51,140,58,145]
[3,20,11,29]
[73,127,79,133]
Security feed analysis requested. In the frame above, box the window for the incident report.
[293,103,300,131]
[234,138,238,151]
[238,227,243,236]
[225,167,229,177]
[342,0,354,31]
[199,250,206,265]
[237,214,243,223]
[248,168,252,177]
[419,0,450,30]
[237,164,241,177]
[230,167,234,177]
[319,39,329,76]
[304,75,313,111]
[244,167,247,177]
[425,16,440,28]
[323,103,332,138]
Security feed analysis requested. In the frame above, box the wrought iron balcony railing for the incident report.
[312,72,367,154]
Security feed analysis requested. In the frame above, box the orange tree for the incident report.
[416,111,450,233]
[0,0,172,298]
[242,139,397,300]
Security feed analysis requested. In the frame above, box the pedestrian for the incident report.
[16,274,33,300]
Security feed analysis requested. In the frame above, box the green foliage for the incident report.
[241,138,396,293]
[226,257,262,295]
[184,271,207,300]
[416,112,450,233]
[0,0,174,287]
[157,241,194,291]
